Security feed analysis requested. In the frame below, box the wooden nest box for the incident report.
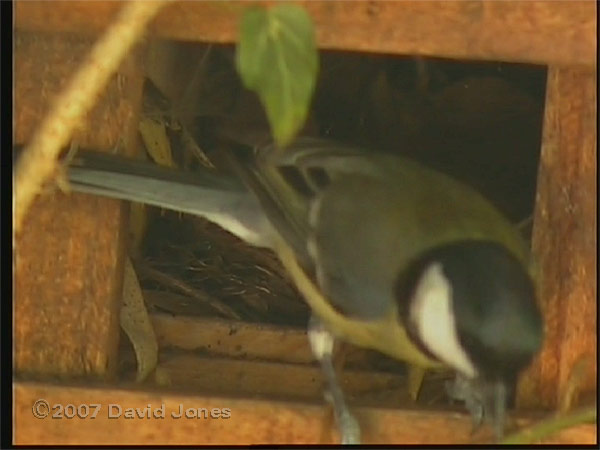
[12,1,596,445]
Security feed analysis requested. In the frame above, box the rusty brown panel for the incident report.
[13,381,596,445]
[521,67,597,409]
[13,31,142,150]
[13,31,145,378]
[15,1,596,67]
[14,193,127,378]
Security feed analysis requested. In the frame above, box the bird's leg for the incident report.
[308,316,361,445]
[407,366,426,401]
[491,380,507,441]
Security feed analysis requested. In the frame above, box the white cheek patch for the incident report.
[410,263,477,378]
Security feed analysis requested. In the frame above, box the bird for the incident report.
[54,136,543,443]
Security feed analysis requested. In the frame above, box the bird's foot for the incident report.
[324,390,361,444]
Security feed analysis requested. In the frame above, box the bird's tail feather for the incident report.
[63,149,273,247]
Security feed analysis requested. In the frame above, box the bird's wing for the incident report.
[225,138,529,323]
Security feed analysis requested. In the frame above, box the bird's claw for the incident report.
[339,409,361,445]
[324,389,361,444]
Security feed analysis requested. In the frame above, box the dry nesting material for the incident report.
[135,211,310,327]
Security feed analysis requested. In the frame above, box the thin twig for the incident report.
[13,0,170,235]
[136,263,242,321]
[501,406,596,444]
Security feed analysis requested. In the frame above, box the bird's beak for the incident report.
[445,373,509,440]
[491,379,507,440]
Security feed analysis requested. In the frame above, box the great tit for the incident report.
[57,137,543,443]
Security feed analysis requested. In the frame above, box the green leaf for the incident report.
[236,4,318,147]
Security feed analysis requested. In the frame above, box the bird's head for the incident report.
[397,240,543,437]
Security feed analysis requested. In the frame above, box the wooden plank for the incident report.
[13,31,143,150]
[521,66,597,409]
[152,313,312,363]
[13,381,596,445]
[150,312,426,378]
[148,313,448,407]
[14,1,596,67]
[13,31,144,378]
[156,354,415,406]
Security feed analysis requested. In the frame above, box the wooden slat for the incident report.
[148,313,450,407]
[522,66,597,409]
[150,312,429,378]
[13,381,596,445]
[156,354,414,406]
[13,31,144,378]
[14,1,596,67]
[152,313,312,362]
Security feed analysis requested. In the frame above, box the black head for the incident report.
[396,240,543,438]
[397,240,543,380]
[438,240,542,380]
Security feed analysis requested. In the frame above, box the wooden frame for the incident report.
[13,1,596,445]
[15,1,596,66]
